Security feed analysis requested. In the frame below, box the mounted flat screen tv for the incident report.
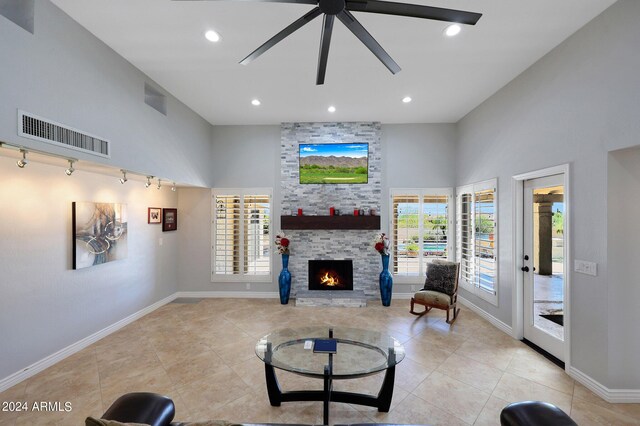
[299,143,369,184]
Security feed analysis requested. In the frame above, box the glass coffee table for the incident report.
[255,327,405,425]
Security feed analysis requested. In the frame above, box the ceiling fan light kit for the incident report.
[175,0,481,85]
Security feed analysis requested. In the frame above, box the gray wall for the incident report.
[0,157,178,380]
[607,147,640,388]
[0,0,212,186]
[178,125,282,294]
[0,0,212,384]
[456,0,640,387]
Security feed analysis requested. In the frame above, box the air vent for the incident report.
[18,110,110,158]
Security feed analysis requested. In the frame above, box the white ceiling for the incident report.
[51,0,616,125]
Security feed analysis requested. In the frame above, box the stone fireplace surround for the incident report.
[280,122,382,300]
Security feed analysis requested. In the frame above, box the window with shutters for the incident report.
[212,189,272,282]
[390,188,453,281]
[456,179,498,304]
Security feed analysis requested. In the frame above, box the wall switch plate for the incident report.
[246,283,250,290]
[575,259,597,276]
[158,238,163,246]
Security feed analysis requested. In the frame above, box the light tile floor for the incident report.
[1,298,639,425]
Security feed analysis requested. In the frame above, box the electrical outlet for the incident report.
[246,283,250,290]
[411,285,416,292]
[158,238,163,246]
[575,259,597,276]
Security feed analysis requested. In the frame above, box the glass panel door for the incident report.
[523,174,565,360]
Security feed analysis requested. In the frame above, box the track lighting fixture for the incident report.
[145,176,153,188]
[65,160,75,176]
[171,182,176,192]
[157,179,162,190]
[119,170,128,184]
[16,150,28,168]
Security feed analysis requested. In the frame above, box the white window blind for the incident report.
[243,195,271,275]
[214,194,240,275]
[456,179,498,304]
[212,189,272,281]
[391,189,453,280]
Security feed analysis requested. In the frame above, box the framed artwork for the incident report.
[148,207,162,224]
[72,202,128,270]
[163,208,178,232]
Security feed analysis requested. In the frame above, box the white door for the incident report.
[523,174,566,360]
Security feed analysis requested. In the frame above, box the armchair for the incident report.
[410,260,460,324]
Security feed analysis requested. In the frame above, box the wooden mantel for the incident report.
[280,215,380,230]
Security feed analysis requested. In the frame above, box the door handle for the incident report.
[521,266,530,272]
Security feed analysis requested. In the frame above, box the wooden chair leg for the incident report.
[410,298,430,316]
[446,305,461,324]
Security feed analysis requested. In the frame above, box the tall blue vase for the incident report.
[379,254,393,307]
[278,253,291,305]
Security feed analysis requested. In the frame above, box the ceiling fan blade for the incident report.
[337,10,400,74]
[240,7,322,65]
[346,0,481,25]
[316,15,335,85]
[172,0,318,4]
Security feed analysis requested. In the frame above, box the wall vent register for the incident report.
[18,110,110,158]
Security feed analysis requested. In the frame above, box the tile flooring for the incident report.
[1,298,639,425]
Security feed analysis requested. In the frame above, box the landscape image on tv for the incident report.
[299,143,369,184]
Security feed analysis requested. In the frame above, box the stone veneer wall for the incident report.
[281,122,382,298]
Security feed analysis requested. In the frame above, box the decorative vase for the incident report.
[379,254,393,307]
[278,253,292,305]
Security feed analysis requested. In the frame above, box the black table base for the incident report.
[264,361,396,425]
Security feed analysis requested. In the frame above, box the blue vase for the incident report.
[379,254,393,307]
[279,253,291,305]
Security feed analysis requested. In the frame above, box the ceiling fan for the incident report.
[174,0,482,85]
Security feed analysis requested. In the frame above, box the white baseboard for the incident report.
[0,293,177,393]
[391,292,414,300]
[568,366,640,403]
[458,296,514,337]
[175,291,279,299]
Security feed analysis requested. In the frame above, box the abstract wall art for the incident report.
[72,202,128,269]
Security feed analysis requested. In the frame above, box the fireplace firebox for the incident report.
[308,260,353,291]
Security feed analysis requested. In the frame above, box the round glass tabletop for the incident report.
[255,327,405,379]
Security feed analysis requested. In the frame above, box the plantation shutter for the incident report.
[456,180,498,303]
[214,194,241,275]
[392,194,420,276]
[457,190,474,288]
[423,194,449,261]
[243,195,271,275]
[474,188,496,294]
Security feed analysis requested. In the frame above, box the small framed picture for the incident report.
[148,207,162,224]
[162,208,178,232]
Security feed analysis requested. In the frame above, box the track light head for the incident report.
[171,182,176,192]
[16,150,28,168]
[157,179,162,190]
[145,176,153,188]
[65,160,75,176]
[119,170,128,184]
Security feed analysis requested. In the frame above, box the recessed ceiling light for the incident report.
[402,96,412,103]
[251,99,261,106]
[328,106,336,113]
[205,30,221,43]
[444,24,461,37]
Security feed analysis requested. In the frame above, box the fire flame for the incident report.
[320,272,340,287]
